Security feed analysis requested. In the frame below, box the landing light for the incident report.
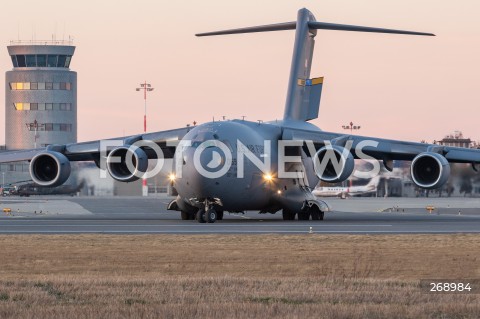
[263,173,274,182]
[277,190,282,194]
[168,173,176,182]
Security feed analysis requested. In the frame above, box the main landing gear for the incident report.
[283,206,324,221]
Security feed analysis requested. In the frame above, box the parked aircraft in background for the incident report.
[14,180,85,197]
[0,8,479,223]
[313,177,380,198]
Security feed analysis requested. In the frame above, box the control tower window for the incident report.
[47,55,57,67]
[65,56,72,68]
[10,82,72,91]
[37,55,46,67]
[11,56,18,67]
[26,55,36,67]
[16,55,26,67]
[57,55,66,68]
[14,102,72,111]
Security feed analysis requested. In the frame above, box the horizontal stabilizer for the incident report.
[196,22,296,37]
[308,21,435,36]
[196,21,434,38]
[196,8,435,123]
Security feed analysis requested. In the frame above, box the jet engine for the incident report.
[29,151,71,187]
[106,145,148,182]
[410,152,450,189]
[314,145,354,183]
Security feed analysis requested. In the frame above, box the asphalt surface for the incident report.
[0,196,479,234]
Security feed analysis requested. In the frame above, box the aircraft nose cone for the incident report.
[182,146,230,199]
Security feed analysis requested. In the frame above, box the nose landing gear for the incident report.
[196,199,220,223]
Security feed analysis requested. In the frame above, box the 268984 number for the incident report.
[430,282,471,292]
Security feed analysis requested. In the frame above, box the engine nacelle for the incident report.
[410,152,450,189]
[106,145,148,182]
[29,151,71,187]
[313,145,355,183]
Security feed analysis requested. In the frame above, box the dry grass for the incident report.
[0,234,479,318]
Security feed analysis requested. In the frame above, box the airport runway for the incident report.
[0,196,479,234]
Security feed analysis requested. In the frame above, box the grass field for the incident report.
[0,234,479,318]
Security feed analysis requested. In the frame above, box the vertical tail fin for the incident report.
[283,9,319,121]
[196,8,434,122]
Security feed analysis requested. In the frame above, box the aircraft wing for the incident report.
[282,127,480,165]
[0,126,192,163]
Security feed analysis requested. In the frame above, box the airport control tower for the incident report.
[5,41,77,150]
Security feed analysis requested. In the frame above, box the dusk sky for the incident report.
[1,0,479,144]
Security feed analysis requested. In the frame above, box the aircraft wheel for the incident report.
[298,211,310,220]
[310,209,320,220]
[282,209,295,220]
[196,209,206,223]
[319,211,325,220]
[206,209,217,223]
[181,211,189,220]
[216,210,224,220]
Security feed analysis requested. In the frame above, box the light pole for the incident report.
[341,121,361,188]
[25,119,44,148]
[136,81,154,133]
[342,121,361,134]
[136,82,154,196]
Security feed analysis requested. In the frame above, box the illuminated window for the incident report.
[14,102,73,111]
[9,82,72,91]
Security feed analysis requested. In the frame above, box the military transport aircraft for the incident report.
[1,8,479,223]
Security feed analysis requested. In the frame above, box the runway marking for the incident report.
[0,224,394,227]
[0,230,479,234]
